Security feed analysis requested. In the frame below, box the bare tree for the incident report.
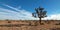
[32,7,47,25]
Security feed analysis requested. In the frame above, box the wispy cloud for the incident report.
[0,4,60,20]
[2,4,21,12]
[0,4,38,20]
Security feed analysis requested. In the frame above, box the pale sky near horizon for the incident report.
[0,0,60,20]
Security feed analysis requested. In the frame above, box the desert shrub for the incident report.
[55,23,60,25]
[44,20,50,24]
[50,28,60,30]
[41,23,44,25]
[8,21,11,23]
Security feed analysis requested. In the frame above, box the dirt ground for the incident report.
[0,20,60,30]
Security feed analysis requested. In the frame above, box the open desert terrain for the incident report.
[0,20,60,30]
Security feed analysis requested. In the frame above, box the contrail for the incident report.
[0,3,21,19]
[2,4,21,12]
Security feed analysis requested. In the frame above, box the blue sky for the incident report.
[0,0,60,20]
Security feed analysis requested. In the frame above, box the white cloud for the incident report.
[0,4,60,20]
[43,14,60,20]
[0,6,38,20]
[2,4,20,12]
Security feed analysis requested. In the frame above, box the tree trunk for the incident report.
[39,17,41,25]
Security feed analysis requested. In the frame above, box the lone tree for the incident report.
[32,7,47,24]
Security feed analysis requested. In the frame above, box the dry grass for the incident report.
[0,20,60,30]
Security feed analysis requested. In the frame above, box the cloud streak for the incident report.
[0,4,38,20]
[2,4,21,12]
[0,4,60,20]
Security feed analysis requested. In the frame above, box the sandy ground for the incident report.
[0,20,60,30]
